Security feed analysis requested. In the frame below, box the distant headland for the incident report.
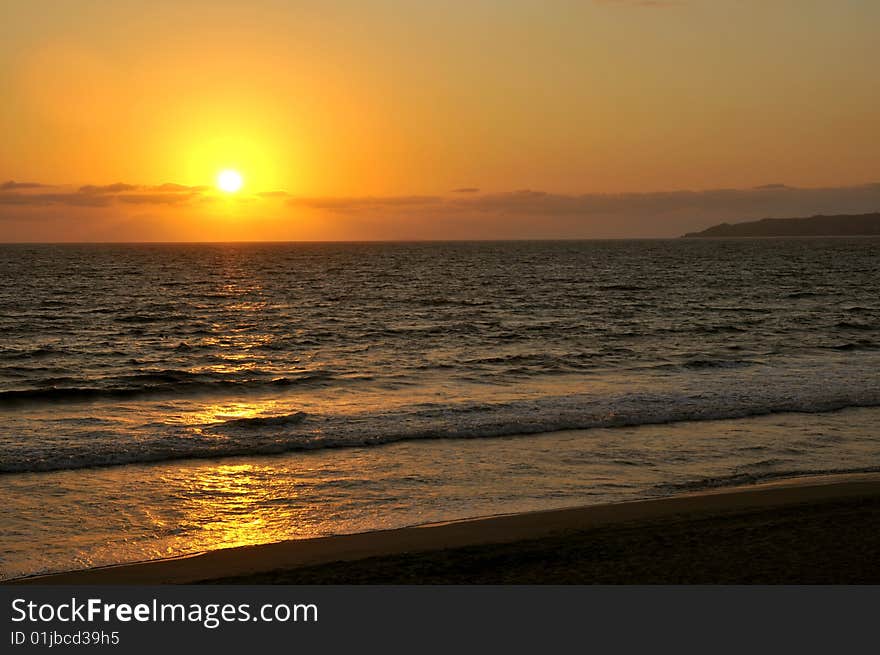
[683,212,880,238]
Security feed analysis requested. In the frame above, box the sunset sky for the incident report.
[2,0,879,241]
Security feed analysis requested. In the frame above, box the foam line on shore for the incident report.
[12,472,880,585]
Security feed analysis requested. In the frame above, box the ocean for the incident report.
[1,239,879,579]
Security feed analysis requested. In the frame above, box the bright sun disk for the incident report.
[217,169,243,193]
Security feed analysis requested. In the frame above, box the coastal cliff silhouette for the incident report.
[684,212,880,237]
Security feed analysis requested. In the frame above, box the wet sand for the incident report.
[13,473,880,585]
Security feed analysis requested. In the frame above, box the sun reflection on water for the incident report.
[175,464,295,550]
[163,399,285,427]
[151,460,330,557]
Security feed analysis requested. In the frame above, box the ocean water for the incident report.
[1,239,879,579]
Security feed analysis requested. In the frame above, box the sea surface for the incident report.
[1,239,879,579]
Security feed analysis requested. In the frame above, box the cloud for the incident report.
[283,183,880,217]
[1,180,52,190]
[280,182,880,238]
[0,191,113,207]
[150,183,211,192]
[287,195,443,211]
[78,183,140,194]
[3,179,880,239]
[117,193,196,205]
[0,181,212,209]
[451,187,480,193]
[594,0,684,7]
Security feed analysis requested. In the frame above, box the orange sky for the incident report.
[1,1,879,241]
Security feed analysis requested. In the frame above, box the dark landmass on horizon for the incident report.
[683,212,880,238]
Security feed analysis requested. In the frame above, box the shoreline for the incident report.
[10,472,880,585]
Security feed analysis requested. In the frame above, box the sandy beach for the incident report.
[12,473,880,585]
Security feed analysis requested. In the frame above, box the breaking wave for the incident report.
[4,360,880,473]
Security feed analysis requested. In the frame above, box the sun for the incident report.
[217,169,243,193]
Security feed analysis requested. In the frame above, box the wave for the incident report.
[835,321,876,331]
[652,464,880,494]
[597,284,654,292]
[683,358,756,369]
[114,314,167,324]
[0,369,341,405]
[460,352,599,373]
[4,372,880,473]
[646,358,759,371]
[0,346,68,361]
[0,348,803,403]
[216,411,307,428]
[826,340,877,351]
[421,296,491,307]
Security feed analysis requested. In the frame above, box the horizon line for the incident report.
[0,237,684,245]
[5,235,880,246]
